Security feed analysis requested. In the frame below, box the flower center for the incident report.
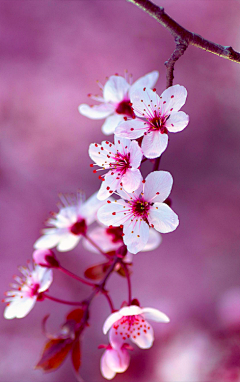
[110,152,131,175]
[149,113,168,134]
[70,218,87,236]
[115,100,135,118]
[131,199,150,220]
[30,283,40,297]
[106,226,123,243]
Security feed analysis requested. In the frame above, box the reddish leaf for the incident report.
[66,308,84,324]
[35,338,73,372]
[71,340,81,372]
[84,262,110,281]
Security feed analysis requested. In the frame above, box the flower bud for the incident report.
[33,249,59,268]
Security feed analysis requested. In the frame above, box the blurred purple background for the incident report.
[1,1,240,381]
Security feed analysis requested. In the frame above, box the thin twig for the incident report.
[165,37,188,88]
[127,0,240,64]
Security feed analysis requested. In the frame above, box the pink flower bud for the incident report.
[33,249,59,268]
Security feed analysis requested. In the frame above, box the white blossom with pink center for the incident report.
[115,85,189,158]
[103,305,170,350]
[97,171,179,254]
[89,136,143,200]
[79,71,159,135]
[34,191,106,252]
[3,263,53,319]
[100,344,131,380]
[83,225,162,257]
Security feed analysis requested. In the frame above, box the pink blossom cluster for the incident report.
[3,70,189,380]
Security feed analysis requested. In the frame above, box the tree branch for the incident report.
[127,0,240,64]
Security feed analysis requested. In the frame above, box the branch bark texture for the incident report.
[127,0,240,64]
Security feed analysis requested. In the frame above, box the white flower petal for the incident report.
[123,219,149,254]
[89,142,111,167]
[144,171,173,203]
[102,114,124,135]
[103,76,130,103]
[78,103,114,119]
[97,172,121,201]
[33,233,62,250]
[103,311,123,334]
[79,191,106,224]
[122,169,142,193]
[131,88,161,118]
[37,267,53,292]
[142,131,168,159]
[129,70,159,98]
[128,139,143,168]
[4,297,36,319]
[142,228,162,251]
[56,233,81,252]
[160,84,187,114]
[97,200,130,227]
[141,307,170,323]
[165,111,189,133]
[115,119,147,139]
[113,135,131,150]
[100,351,116,380]
[148,203,179,233]
[130,321,154,349]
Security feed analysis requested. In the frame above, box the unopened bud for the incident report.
[33,249,59,268]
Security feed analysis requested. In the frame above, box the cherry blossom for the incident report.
[83,225,162,255]
[34,191,105,252]
[97,171,179,254]
[79,70,159,135]
[103,305,170,350]
[115,85,189,158]
[3,263,53,319]
[89,136,143,200]
[32,249,59,268]
[100,344,131,380]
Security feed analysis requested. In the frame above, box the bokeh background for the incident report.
[1,0,240,381]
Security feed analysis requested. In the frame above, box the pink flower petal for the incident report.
[144,171,173,203]
[103,76,130,103]
[83,226,122,253]
[122,169,142,193]
[148,203,179,233]
[129,70,159,98]
[97,200,130,227]
[165,111,189,133]
[130,88,161,118]
[142,228,162,251]
[105,347,130,373]
[115,119,147,139]
[130,321,154,349]
[97,172,122,201]
[123,218,149,254]
[100,351,116,380]
[160,84,187,115]
[141,307,170,322]
[128,140,143,168]
[102,114,124,135]
[142,131,168,159]
[88,142,112,167]
[103,311,123,334]
[78,103,114,119]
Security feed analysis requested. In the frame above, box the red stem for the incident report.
[43,293,83,306]
[58,265,94,287]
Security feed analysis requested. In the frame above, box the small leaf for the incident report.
[84,262,110,281]
[71,340,81,372]
[35,338,73,372]
[66,308,85,324]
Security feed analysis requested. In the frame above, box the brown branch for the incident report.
[127,0,240,64]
